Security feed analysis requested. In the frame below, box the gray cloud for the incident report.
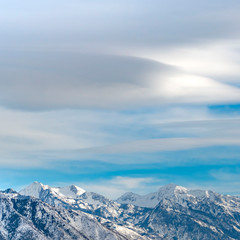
[156,119,240,138]
[0,1,239,164]
[0,1,240,110]
[79,137,240,155]
[1,0,240,50]
[1,50,240,110]
[0,51,175,109]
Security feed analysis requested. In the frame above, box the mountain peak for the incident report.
[158,183,186,190]
[20,182,86,199]
[117,184,194,208]
[158,183,188,196]
[116,192,140,202]
[55,185,85,198]
[3,182,240,240]
[19,182,49,198]
[3,188,17,194]
[31,181,49,189]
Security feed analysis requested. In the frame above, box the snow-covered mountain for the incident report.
[1,182,240,239]
[117,183,240,239]
[19,182,113,210]
[19,182,151,237]
[0,189,147,240]
[20,182,85,199]
[140,195,240,239]
[116,183,216,208]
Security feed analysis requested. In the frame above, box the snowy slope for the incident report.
[140,193,240,239]
[19,183,150,237]
[20,182,85,199]
[19,182,116,209]
[18,183,149,239]
[0,190,148,240]
[18,182,240,240]
[117,183,216,208]
[117,184,240,239]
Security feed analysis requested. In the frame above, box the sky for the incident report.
[1,0,240,199]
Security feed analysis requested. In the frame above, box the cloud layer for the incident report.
[0,1,240,111]
[1,50,240,110]
[1,0,240,195]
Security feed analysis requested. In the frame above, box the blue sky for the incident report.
[1,0,240,198]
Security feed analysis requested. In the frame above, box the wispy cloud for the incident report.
[0,0,240,193]
[74,176,162,199]
[81,137,240,155]
[134,40,240,78]
[0,104,240,167]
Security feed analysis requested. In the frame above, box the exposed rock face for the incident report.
[0,192,144,240]
[1,182,240,239]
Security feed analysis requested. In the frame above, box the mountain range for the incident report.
[0,182,240,239]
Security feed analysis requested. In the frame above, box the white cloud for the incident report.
[109,176,154,189]
[139,40,240,78]
[84,136,240,156]
[75,176,161,199]
[152,118,240,139]
[186,170,240,196]
[0,104,239,167]
[150,72,240,104]
[1,50,240,111]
